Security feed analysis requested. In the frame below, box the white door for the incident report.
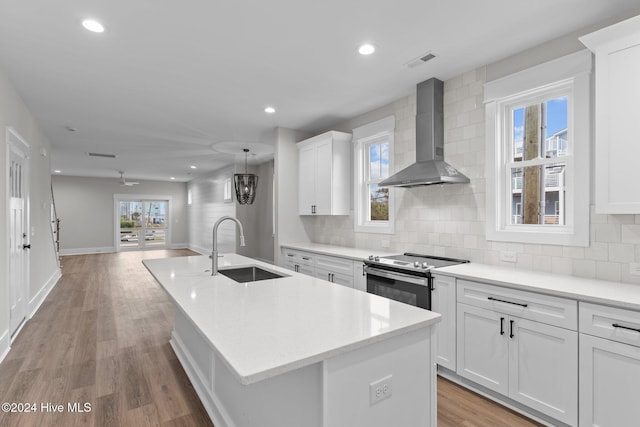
[314,137,332,214]
[298,144,315,214]
[456,303,509,395]
[7,129,30,336]
[117,199,169,250]
[509,317,578,425]
[432,274,457,371]
[580,333,640,427]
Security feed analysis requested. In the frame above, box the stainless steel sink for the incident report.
[218,265,288,283]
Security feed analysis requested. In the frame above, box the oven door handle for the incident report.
[364,266,428,286]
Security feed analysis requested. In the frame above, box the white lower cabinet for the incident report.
[579,302,640,427]
[431,274,457,371]
[280,247,360,288]
[456,281,578,426]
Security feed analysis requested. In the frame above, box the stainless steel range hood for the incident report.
[379,78,469,187]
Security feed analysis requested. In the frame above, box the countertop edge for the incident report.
[433,264,640,311]
[281,242,398,261]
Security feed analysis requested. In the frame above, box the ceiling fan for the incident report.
[118,171,139,186]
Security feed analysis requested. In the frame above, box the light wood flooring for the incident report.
[0,250,542,427]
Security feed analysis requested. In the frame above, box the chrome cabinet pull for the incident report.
[612,323,640,333]
[500,317,505,336]
[488,296,528,308]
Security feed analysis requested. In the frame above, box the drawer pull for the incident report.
[488,296,528,308]
[612,323,640,333]
[302,257,310,261]
[287,254,294,257]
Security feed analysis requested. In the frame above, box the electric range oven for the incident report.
[364,253,469,310]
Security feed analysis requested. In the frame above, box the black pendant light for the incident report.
[234,148,258,205]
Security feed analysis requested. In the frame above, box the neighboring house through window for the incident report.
[484,50,591,246]
[353,116,395,234]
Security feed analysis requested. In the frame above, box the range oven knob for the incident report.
[414,261,420,268]
[368,255,374,260]
[422,262,430,269]
[374,256,380,261]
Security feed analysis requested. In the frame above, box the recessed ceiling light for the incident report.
[190,165,197,169]
[170,177,176,180]
[358,43,376,55]
[54,170,61,174]
[264,106,276,114]
[82,19,105,33]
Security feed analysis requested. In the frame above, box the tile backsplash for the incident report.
[304,67,640,285]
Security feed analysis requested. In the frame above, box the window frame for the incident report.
[353,116,395,234]
[484,50,591,246]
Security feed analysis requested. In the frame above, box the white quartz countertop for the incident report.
[143,254,440,385]
[435,263,640,311]
[281,242,398,261]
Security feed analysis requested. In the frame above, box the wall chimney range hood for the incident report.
[379,78,469,187]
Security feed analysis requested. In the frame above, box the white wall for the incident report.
[0,68,59,360]
[187,165,237,255]
[236,160,275,263]
[273,127,312,264]
[52,175,189,254]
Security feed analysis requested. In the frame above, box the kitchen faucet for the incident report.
[212,216,246,275]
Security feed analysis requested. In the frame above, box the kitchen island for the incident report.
[143,253,440,427]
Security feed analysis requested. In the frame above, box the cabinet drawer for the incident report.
[579,302,640,347]
[457,280,577,330]
[282,249,315,265]
[316,268,354,287]
[315,254,353,276]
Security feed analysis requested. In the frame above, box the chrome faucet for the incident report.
[212,216,246,275]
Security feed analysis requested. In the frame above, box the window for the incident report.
[485,50,591,246]
[353,116,395,234]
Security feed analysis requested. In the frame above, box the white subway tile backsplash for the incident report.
[596,261,622,282]
[594,223,622,243]
[621,225,640,244]
[573,259,596,279]
[609,243,635,263]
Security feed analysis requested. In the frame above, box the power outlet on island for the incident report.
[369,375,393,405]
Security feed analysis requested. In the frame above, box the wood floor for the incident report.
[0,250,542,427]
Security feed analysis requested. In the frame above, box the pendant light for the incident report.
[234,148,258,204]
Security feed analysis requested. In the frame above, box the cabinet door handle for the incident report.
[510,320,515,338]
[612,323,640,333]
[287,254,294,257]
[295,265,299,272]
[500,317,505,336]
[362,264,365,276]
[302,257,310,261]
[488,296,528,308]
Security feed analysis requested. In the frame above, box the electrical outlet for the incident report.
[369,375,393,405]
[500,251,517,263]
[630,263,640,276]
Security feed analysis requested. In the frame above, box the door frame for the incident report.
[5,127,30,341]
[113,194,172,251]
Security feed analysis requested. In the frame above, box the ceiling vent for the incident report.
[405,52,437,68]
[87,152,117,159]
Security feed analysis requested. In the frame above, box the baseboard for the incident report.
[28,268,62,318]
[168,243,189,250]
[188,244,210,256]
[60,246,115,256]
[0,329,9,365]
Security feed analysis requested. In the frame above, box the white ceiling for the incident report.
[1,0,639,182]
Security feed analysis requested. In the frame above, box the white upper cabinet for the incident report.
[297,131,351,215]
[580,15,640,213]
